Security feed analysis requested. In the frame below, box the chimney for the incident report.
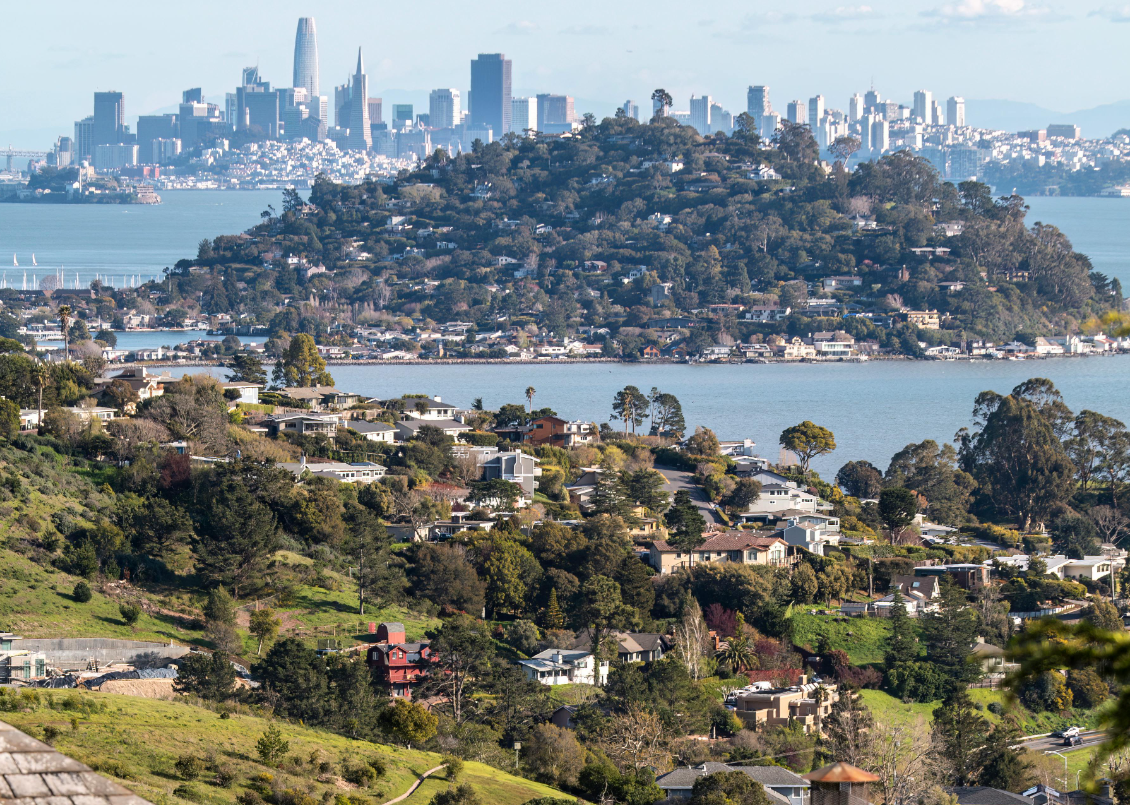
[554,652,563,664]
[300,454,306,468]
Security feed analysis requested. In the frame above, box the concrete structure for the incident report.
[12,638,189,673]
[732,681,838,733]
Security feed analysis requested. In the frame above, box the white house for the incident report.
[346,420,398,443]
[222,382,262,405]
[519,649,608,686]
[279,457,387,484]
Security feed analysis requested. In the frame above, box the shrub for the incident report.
[443,755,464,783]
[1067,668,1108,709]
[173,784,204,803]
[42,725,60,744]
[90,759,134,780]
[884,661,948,703]
[256,725,290,765]
[119,602,141,626]
[342,762,377,787]
[987,701,1003,715]
[237,791,264,805]
[72,581,92,603]
[368,758,387,779]
[175,755,204,781]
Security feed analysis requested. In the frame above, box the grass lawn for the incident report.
[857,689,937,727]
[2,693,565,805]
[789,613,901,666]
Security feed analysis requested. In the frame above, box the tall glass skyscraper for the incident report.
[293,18,320,98]
[470,53,512,137]
[93,91,124,145]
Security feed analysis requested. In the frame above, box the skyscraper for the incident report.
[747,86,770,127]
[536,94,575,133]
[913,90,933,124]
[293,18,320,98]
[347,48,371,150]
[93,91,125,145]
[334,81,352,129]
[74,117,94,162]
[367,98,383,126]
[689,95,712,135]
[621,100,639,121]
[429,89,461,128]
[871,116,889,153]
[863,88,881,113]
[512,97,537,133]
[930,99,944,127]
[947,96,965,128]
[808,95,825,128]
[470,53,512,136]
[786,100,806,126]
[848,94,864,122]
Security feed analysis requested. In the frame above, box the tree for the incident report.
[281,333,333,387]
[195,473,280,597]
[665,490,706,566]
[626,468,670,513]
[1085,599,1123,631]
[885,588,917,667]
[523,723,587,787]
[576,575,638,662]
[717,632,755,673]
[822,692,876,768]
[72,581,92,603]
[957,385,1075,531]
[410,544,486,615]
[380,698,438,748]
[918,577,981,686]
[612,385,648,434]
[227,354,268,386]
[651,88,673,117]
[724,478,761,513]
[650,392,686,438]
[544,588,565,630]
[429,784,481,805]
[780,421,836,475]
[119,602,141,626]
[104,379,139,414]
[256,725,290,766]
[878,487,919,541]
[58,305,72,362]
[250,608,281,656]
[672,596,711,680]
[1051,513,1100,559]
[686,426,720,457]
[424,615,495,724]
[931,690,988,785]
[772,120,819,164]
[975,723,1032,791]
[591,464,634,519]
[525,386,536,411]
[690,771,771,805]
[144,375,230,453]
[829,135,862,163]
[791,563,818,604]
[836,460,883,499]
[174,651,237,701]
[483,537,539,616]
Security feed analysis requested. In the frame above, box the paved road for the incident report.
[1020,730,1105,753]
[655,465,725,525]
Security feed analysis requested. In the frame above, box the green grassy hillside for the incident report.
[2,692,567,805]
[789,613,900,666]
[859,688,1102,735]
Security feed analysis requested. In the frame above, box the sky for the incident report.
[3,0,1130,149]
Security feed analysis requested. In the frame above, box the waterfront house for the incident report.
[264,413,339,438]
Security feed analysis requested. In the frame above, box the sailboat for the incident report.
[12,254,16,267]
[31,255,37,267]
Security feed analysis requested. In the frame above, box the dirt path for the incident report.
[380,764,446,805]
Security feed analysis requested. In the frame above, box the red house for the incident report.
[365,622,434,699]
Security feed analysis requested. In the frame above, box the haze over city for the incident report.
[4,0,1130,147]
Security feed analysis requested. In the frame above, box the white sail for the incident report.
[31,254,36,266]
[12,254,16,267]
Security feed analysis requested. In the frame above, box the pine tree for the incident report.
[545,588,565,630]
[885,587,917,667]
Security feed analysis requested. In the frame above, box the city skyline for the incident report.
[3,0,1130,148]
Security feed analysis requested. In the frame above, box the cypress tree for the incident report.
[545,588,565,630]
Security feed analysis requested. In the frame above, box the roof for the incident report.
[651,532,786,553]
[347,420,397,433]
[657,762,808,790]
[804,762,880,783]
[396,418,470,432]
[0,719,152,805]
[948,787,1035,805]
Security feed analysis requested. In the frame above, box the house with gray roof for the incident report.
[345,419,397,443]
[656,762,809,804]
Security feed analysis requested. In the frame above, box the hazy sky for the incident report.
[3,0,1129,148]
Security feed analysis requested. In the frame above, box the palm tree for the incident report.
[716,633,756,674]
[30,363,47,430]
[58,305,72,362]
[525,386,535,412]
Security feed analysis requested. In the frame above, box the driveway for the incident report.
[655,465,725,525]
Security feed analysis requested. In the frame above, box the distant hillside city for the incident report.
[2,15,1130,198]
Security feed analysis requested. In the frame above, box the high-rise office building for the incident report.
[863,88,881,113]
[808,95,825,128]
[470,53,512,136]
[367,98,383,126]
[760,112,781,140]
[947,96,965,127]
[536,94,575,133]
[334,81,352,129]
[930,100,944,127]
[913,90,933,124]
[429,89,461,129]
[848,94,864,121]
[711,103,732,135]
[242,66,261,86]
[93,91,125,145]
[747,85,771,127]
[293,17,320,98]
[512,97,537,133]
[347,48,372,150]
[392,104,413,128]
[689,95,712,135]
[137,115,178,164]
[621,100,639,120]
[73,117,94,162]
[871,116,889,153]
[182,88,203,104]
[52,136,74,168]
[786,100,806,126]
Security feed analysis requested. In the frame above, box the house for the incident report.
[345,420,397,443]
[647,532,788,574]
[574,632,670,664]
[740,483,832,520]
[524,416,596,448]
[805,762,880,805]
[745,305,791,323]
[1057,555,1125,583]
[904,310,941,329]
[948,788,1034,805]
[64,406,117,424]
[776,524,838,556]
[970,641,1019,678]
[776,337,817,360]
[565,466,602,508]
[657,763,809,804]
[222,382,262,405]
[731,681,839,733]
[394,418,471,442]
[649,282,674,307]
[264,413,338,438]
[94,366,173,401]
[366,622,433,699]
[280,385,362,411]
[480,450,542,498]
[890,574,940,603]
[385,396,460,420]
[642,345,661,359]
[279,456,386,484]
[821,276,863,291]
[913,563,990,590]
[519,649,608,686]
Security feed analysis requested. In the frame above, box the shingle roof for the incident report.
[0,720,151,805]
[656,763,808,791]
[804,762,880,783]
[651,533,785,553]
[948,787,1035,805]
